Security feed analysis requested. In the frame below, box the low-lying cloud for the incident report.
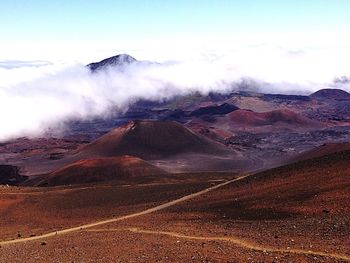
[0,46,349,141]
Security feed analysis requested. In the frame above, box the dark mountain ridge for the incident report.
[87,54,137,71]
[310,88,350,100]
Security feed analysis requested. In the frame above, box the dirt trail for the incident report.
[0,181,196,196]
[0,175,249,246]
[88,227,350,261]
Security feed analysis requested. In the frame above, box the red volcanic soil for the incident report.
[0,151,348,261]
[162,149,350,224]
[310,88,350,100]
[185,121,234,142]
[291,142,350,163]
[228,109,320,126]
[32,155,166,186]
[80,120,228,159]
[234,150,350,216]
[114,150,349,261]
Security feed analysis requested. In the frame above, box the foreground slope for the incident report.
[0,150,348,261]
[108,148,348,261]
[164,149,350,222]
[290,142,350,163]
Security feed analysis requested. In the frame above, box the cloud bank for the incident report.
[0,60,52,69]
[0,46,349,141]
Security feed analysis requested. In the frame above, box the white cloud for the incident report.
[0,45,349,141]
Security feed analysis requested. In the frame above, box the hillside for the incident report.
[310,88,350,100]
[79,120,228,160]
[228,109,319,126]
[33,155,166,186]
[208,149,349,218]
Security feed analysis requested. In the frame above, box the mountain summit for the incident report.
[87,54,137,71]
[79,120,228,159]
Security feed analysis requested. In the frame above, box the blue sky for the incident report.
[1,0,350,61]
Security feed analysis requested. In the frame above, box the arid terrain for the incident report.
[0,55,349,262]
[0,149,349,262]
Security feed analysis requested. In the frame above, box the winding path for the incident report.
[0,174,249,246]
[87,228,350,261]
[1,173,348,261]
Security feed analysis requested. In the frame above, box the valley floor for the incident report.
[0,168,348,262]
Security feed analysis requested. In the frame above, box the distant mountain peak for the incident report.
[87,54,137,71]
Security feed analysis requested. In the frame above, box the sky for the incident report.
[1,0,350,62]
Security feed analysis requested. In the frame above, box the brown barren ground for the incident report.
[0,172,235,241]
[0,151,349,262]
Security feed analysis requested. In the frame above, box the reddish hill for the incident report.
[33,155,166,186]
[291,142,350,163]
[310,88,350,100]
[80,120,228,159]
[241,149,350,216]
[228,109,319,126]
[180,149,350,221]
